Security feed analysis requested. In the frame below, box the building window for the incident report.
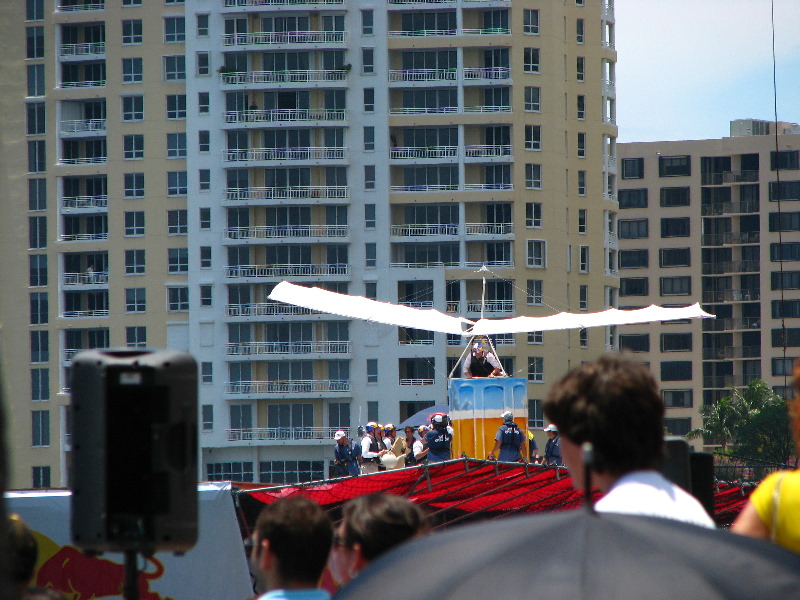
[32,466,50,489]
[361,9,374,35]
[199,246,212,269]
[365,243,376,268]
[663,390,693,408]
[367,358,378,384]
[167,133,187,158]
[659,247,691,268]
[200,207,211,229]
[363,126,375,151]
[527,357,544,382]
[578,209,587,234]
[527,279,543,305]
[525,86,541,111]
[365,204,376,229]
[167,209,188,234]
[664,418,692,436]
[527,240,546,268]
[526,202,542,228]
[771,150,799,170]
[363,88,375,112]
[621,158,644,179]
[164,55,186,80]
[32,410,49,447]
[27,64,45,97]
[198,91,210,113]
[31,368,49,401]
[259,461,323,485]
[200,284,212,306]
[167,171,188,196]
[579,284,588,310]
[618,219,648,239]
[619,188,648,208]
[528,399,544,429]
[125,249,145,275]
[661,333,692,352]
[525,125,541,151]
[619,249,649,269]
[125,288,146,312]
[199,169,211,191]
[364,165,376,190]
[365,282,377,300]
[361,48,374,74]
[30,330,49,363]
[661,217,690,237]
[576,56,585,81]
[124,173,144,198]
[201,405,213,430]
[30,292,48,325]
[619,277,648,296]
[122,19,143,44]
[168,248,188,273]
[660,187,690,207]
[124,211,145,236]
[28,216,46,249]
[527,331,543,344]
[123,0,143,5]
[579,328,588,348]
[28,140,45,173]
[167,287,189,311]
[577,132,586,157]
[525,163,542,189]
[661,361,692,381]
[126,326,147,348]
[27,0,44,21]
[577,170,587,196]
[579,245,589,272]
[659,155,691,177]
[201,362,213,384]
[123,134,144,159]
[196,14,209,37]
[524,48,540,73]
[122,57,143,83]
[164,17,185,43]
[577,94,585,119]
[26,26,44,59]
[166,94,187,119]
[523,9,539,34]
[197,51,210,76]
[122,95,144,121]
[207,462,254,483]
[198,130,210,153]
[576,18,585,43]
[772,357,796,376]
[26,103,45,135]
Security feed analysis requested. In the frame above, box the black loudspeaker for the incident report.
[70,349,198,554]
[662,437,692,492]
[689,451,715,517]
[662,437,715,517]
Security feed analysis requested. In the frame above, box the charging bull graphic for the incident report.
[33,533,172,600]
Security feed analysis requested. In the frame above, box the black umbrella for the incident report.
[398,404,449,429]
[335,510,800,600]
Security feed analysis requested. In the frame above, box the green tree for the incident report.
[686,394,740,453]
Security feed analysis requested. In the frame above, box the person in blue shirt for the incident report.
[424,414,452,463]
[543,423,563,466]
[487,411,526,462]
[333,430,361,477]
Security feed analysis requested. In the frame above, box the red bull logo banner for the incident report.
[7,484,252,600]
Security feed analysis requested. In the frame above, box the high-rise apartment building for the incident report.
[617,119,800,442]
[0,0,617,488]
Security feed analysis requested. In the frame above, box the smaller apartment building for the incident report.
[617,120,800,444]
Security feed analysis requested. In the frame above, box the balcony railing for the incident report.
[227,341,350,355]
[464,182,513,190]
[463,67,511,80]
[60,80,106,88]
[463,105,511,113]
[464,260,513,268]
[62,195,108,209]
[702,345,761,360]
[226,186,348,201]
[223,31,345,45]
[226,302,317,317]
[225,225,348,239]
[221,70,347,84]
[389,68,457,82]
[701,170,759,185]
[701,201,759,216]
[400,301,434,308]
[390,106,458,115]
[464,222,513,235]
[701,231,760,245]
[62,309,109,318]
[59,42,105,57]
[224,0,343,6]
[464,144,512,158]
[225,147,346,161]
[390,146,457,159]
[61,119,106,134]
[59,232,108,241]
[462,27,511,35]
[226,380,350,394]
[701,260,760,274]
[390,224,458,236]
[390,261,460,268]
[224,108,346,123]
[391,184,460,192]
[701,288,760,303]
[466,299,514,313]
[63,271,109,286]
[703,317,761,331]
[227,426,344,442]
[399,378,436,385]
[388,29,457,37]
[57,1,104,11]
[60,156,107,165]
[225,264,349,277]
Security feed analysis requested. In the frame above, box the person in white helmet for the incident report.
[543,423,562,466]
[487,411,526,462]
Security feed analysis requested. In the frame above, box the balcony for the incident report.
[226,302,317,317]
[225,225,348,239]
[224,0,343,7]
[221,70,347,84]
[225,380,350,394]
[464,222,513,235]
[226,186,348,201]
[63,271,108,286]
[56,1,104,11]
[703,317,760,331]
[702,345,761,360]
[701,260,759,275]
[463,67,511,81]
[390,224,458,236]
[390,260,459,268]
[701,201,759,216]
[464,144,512,158]
[389,69,457,82]
[701,170,759,186]
[388,28,457,37]
[224,147,346,161]
[466,299,514,314]
[390,106,458,115]
[59,232,108,242]
[225,264,349,277]
[701,288,760,303]
[223,31,345,46]
[61,195,108,210]
[227,341,350,355]
[701,231,760,246]
[224,108,346,123]
[60,119,106,135]
[390,146,458,160]
[60,155,106,166]
[227,426,344,442]
[61,309,109,318]
[59,42,105,58]
[60,79,106,89]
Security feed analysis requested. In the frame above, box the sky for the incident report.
[614,0,800,143]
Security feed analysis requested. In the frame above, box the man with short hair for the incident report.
[543,354,714,527]
[333,430,360,477]
[542,424,562,466]
[461,342,503,378]
[424,414,452,463]
[250,496,333,599]
[487,411,526,462]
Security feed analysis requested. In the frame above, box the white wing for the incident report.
[268,281,474,335]
[469,303,714,335]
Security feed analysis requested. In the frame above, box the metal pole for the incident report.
[124,550,140,600]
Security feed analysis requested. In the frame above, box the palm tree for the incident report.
[686,393,741,453]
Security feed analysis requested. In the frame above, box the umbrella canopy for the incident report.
[398,404,449,429]
[335,510,800,600]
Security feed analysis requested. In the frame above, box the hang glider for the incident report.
[268,281,714,336]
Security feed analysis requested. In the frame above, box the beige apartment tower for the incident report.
[0,0,617,489]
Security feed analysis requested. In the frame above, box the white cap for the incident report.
[543,424,558,433]
[334,430,347,440]
[501,411,513,422]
